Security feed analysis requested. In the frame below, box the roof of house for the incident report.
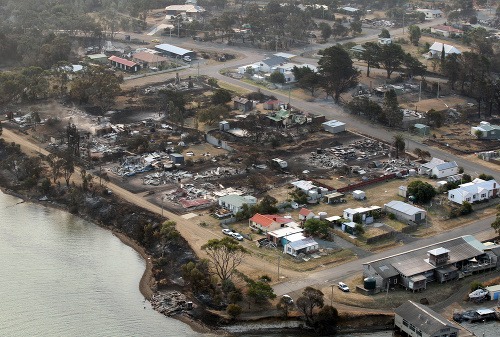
[261,214,293,224]
[108,55,138,67]
[260,56,286,67]
[417,8,443,14]
[287,237,318,250]
[449,178,499,198]
[384,200,425,216]
[420,157,445,170]
[233,97,250,104]
[87,53,108,59]
[395,301,458,335]
[473,122,500,132]
[132,51,169,63]
[250,213,275,227]
[429,42,461,54]
[432,25,463,33]
[291,180,317,191]
[267,226,304,238]
[220,194,256,208]
[434,161,458,171]
[414,123,429,129]
[155,43,193,56]
[164,4,205,13]
[322,120,346,128]
[344,206,381,214]
[273,52,296,59]
[364,235,485,278]
[299,208,313,216]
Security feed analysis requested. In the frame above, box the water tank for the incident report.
[318,212,327,220]
[364,277,376,290]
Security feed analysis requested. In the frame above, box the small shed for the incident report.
[219,120,230,131]
[398,186,407,198]
[342,221,357,235]
[384,200,426,224]
[233,97,253,112]
[486,284,500,301]
[414,123,430,136]
[353,190,366,200]
[284,237,319,257]
[322,120,346,134]
[325,192,344,204]
[87,53,109,64]
[169,153,184,164]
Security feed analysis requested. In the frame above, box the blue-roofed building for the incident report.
[284,236,319,257]
[155,43,195,58]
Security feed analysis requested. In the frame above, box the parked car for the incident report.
[282,294,294,304]
[151,39,160,43]
[338,282,350,292]
[222,228,233,236]
[231,232,244,241]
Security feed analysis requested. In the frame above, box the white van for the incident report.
[183,55,191,62]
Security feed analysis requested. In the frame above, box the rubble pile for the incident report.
[150,291,191,316]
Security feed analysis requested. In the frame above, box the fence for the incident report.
[123,65,190,81]
[337,173,399,193]
[366,231,395,244]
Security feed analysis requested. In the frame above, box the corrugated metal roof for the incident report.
[155,43,193,56]
[384,200,425,216]
[108,55,138,67]
[288,237,318,250]
[434,161,458,171]
[395,301,459,335]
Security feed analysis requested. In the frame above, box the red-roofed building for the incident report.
[430,25,463,37]
[132,52,169,68]
[108,55,140,72]
[249,213,293,232]
[298,208,315,221]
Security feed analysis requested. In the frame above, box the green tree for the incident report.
[296,287,324,325]
[478,173,494,180]
[197,104,230,125]
[318,22,332,40]
[407,180,436,203]
[393,134,405,158]
[61,154,75,186]
[350,21,362,35]
[211,88,232,105]
[303,218,329,237]
[269,71,285,84]
[160,220,180,241]
[426,109,445,128]
[354,223,365,235]
[247,279,276,303]
[202,237,247,281]
[314,305,339,335]
[379,28,391,38]
[226,304,242,319]
[318,45,360,103]
[408,25,421,46]
[46,153,64,183]
[182,259,213,294]
[379,43,405,79]
[360,42,381,77]
[460,201,473,215]
[255,195,278,214]
[491,205,500,235]
[277,296,294,318]
[383,89,402,128]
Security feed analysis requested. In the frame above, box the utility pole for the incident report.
[402,11,405,34]
[331,284,334,306]
[437,82,440,98]
[419,81,422,102]
[277,256,281,280]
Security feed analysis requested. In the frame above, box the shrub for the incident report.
[226,304,242,319]
[470,281,483,292]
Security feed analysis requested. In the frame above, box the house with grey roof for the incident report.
[218,194,257,215]
[418,157,458,178]
[394,301,459,337]
[284,236,319,257]
[363,235,495,292]
[384,200,426,224]
[427,42,460,59]
[471,121,500,140]
[448,178,499,205]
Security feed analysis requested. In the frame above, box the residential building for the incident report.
[249,213,293,232]
[378,37,392,45]
[87,53,109,64]
[448,178,499,204]
[218,194,257,215]
[267,226,304,246]
[341,221,357,235]
[108,56,140,72]
[418,158,458,178]
[233,97,253,112]
[132,51,169,68]
[471,121,500,140]
[237,56,287,74]
[363,235,497,291]
[343,206,381,224]
[416,9,443,20]
[413,123,430,136]
[394,301,459,337]
[430,25,464,37]
[384,200,426,224]
[298,208,315,221]
[291,180,329,201]
[284,237,319,257]
[263,99,281,110]
[164,4,205,19]
[428,42,461,58]
[322,120,346,134]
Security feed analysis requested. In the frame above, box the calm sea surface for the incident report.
[1,190,496,337]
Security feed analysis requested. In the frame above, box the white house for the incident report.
[343,206,381,224]
[284,236,319,257]
[471,121,500,140]
[384,200,427,224]
[218,194,257,215]
[418,158,459,178]
[416,9,443,20]
[448,178,499,205]
[428,42,461,58]
[291,180,329,201]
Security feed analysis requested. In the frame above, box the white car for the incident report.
[338,282,350,292]
[222,228,233,236]
[282,294,294,304]
[231,233,244,241]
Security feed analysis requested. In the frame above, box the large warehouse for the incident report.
[155,43,195,59]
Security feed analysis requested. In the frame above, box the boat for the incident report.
[469,288,488,301]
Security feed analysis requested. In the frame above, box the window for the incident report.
[402,319,409,327]
[481,194,486,198]
[450,194,454,198]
